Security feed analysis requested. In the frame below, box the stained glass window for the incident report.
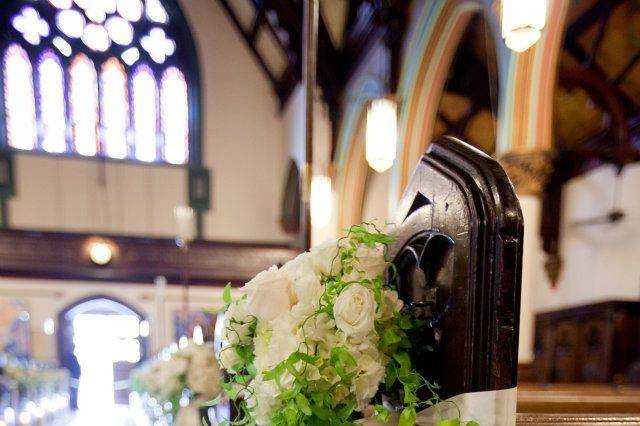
[3,44,37,150]
[1,0,195,165]
[132,65,158,162]
[161,67,188,164]
[38,51,67,153]
[70,54,99,156]
[101,58,129,159]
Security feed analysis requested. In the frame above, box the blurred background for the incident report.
[0,0,639,424]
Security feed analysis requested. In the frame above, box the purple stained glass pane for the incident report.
[3,44,37,150]
[161,67,188,164]
[38,51,67,153]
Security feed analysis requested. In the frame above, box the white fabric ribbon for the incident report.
[360,387,517,426]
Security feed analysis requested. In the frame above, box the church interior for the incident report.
[0,0,639,424]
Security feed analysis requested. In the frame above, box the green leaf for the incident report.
[465,421,480,426]
[295,393,312,416]
[374,405,391,422]
[385,364,397,388]
[398,406,417,426]
[222,283,232,305]
[393,351,412,374]
[382,326,402,347]
[201,395,222,407]
[437,419,461,426]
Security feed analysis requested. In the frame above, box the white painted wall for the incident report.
[518,195,543,363]
[361,169,391,228]
[8,0,293,244]
[534,164,640,311]
[0,277,226,362]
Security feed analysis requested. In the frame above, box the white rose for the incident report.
[353,355,386,410]
[218,344,243,373]
[310,239,340,276]
[377,290,404,321]
[346,245,388,282]
[243,266,297,322]
[281,252,315,280]
[333,284,376,336]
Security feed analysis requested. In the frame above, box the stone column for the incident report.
[500,149,553,365]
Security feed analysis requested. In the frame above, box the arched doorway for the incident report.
[57,295,148,411]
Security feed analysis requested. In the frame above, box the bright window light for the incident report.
[3,44,37,150]
[101,59,129,159]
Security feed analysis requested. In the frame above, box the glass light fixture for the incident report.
[365,98,397,173]
[89,241,113,265]
[501,0,547,52]
[310,175,332,229]
[174,205,196,246]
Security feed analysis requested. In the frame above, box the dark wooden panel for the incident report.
[517,383,640,415]
[389,136,523,398]
[533,301,640,384]
[0,229,297,285]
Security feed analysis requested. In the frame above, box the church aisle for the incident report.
[58,406,146,426]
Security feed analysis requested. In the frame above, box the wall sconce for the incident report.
[501,0,547,52]
[366,97,397,173]
[88,239,114,266]
[174,205,196,248]
[310,174,332,229]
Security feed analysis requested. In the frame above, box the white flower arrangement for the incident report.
[131,340,222,421]
[216,225,471,426]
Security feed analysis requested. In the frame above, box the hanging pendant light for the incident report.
[501,0,547,52]
[366,98,397,173]
[310,174,332,229]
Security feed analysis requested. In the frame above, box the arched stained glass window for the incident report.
[3,44,37,150]
[0,0,199,165]
[38,51,67,153]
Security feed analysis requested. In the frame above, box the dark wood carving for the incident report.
[388,136,524,398]
[0,229,297,285]
[533,301,640,384]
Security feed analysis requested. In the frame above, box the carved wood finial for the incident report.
[500,150,554,196]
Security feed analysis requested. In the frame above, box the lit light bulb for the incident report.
[366,98,397,173]
[310,175,332,229]
[501,0,547,52]
[193,325,204,345]
[178,335,188,349]
[43,317,55,335]
[139,320,150,337]
[89,240,113,265]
